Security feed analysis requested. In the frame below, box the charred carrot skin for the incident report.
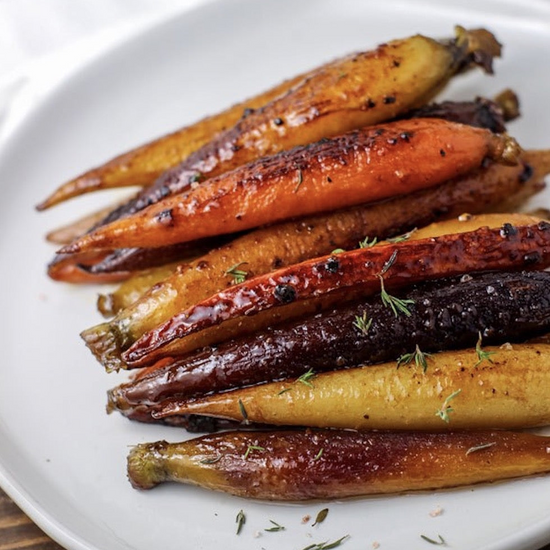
[122,222,550,367]
[108,271,550,420]
[60,119,518,254]
[38,27,501,212]
[127,429,550,499]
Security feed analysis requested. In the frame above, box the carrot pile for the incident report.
[39,26,550,501]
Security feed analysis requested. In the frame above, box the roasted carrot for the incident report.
[35,66,309,211]
[37,26,501,211]
[108,271,550,420]
[93,145,547,319]
[127,429,550,499]
[119,222,550,368]
[154,343,550,431]
[82,190,543,370]
[60,119,518,254]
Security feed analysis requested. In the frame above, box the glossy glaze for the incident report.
[123,222,550,366]
[127,429,550,499]
[60,118,517,254]
[109,271,550,419]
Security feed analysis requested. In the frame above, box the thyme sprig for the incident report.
[312,508,329,526]
[435,389,462,423]
[199,455,222,465]
[235,509,246,535]
[297,368,316,388]
[224,262,248,284]
[353,312,372,335]
[243,445,265,459]
[238,399,250,424]
[264,520,285,532]
[474,332,497,367]
[359,236,378,248]
[466,442,497,455]
[378,274,414,317]
[294,168,304,193]
[302,535,350,550]
[396,345,432,373]
[387,228,417,243]
[420,534,446,545]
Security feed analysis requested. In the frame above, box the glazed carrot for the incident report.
[93,147,547,320]
[120,222,550,368]
[37,26,501,211]
[35,67,308,211]
[108,271,550,421]
[81,180,543,370]
[155,344,550,431]
[60,119,518,254]
[71,91,520,284]
[127,429,550,499]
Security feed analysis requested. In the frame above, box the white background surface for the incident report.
[1,1,550,550]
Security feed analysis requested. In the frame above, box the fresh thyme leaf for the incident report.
[235,509,246,535]
[238,399,250,424]
[294,168,304,193]
[359,236,378,248]
[379,249,398,276]
[199,455,222,465]
[224,262,248,284]
[312,508,329,526]
[378,275,414,317]
[387,228,417,244]
[264,520,285,532]
[277,387,291,396]
[331,248,346,254]
[321,535,351,549]
[474,332,497,367]
[420,534,446,545]
[301,535,350,550]
[353,312,372,335]
[435,389,462,423]
[297,368,316,388]
[243,445,265,460]
[313,448,324,461]
[396,345,432,372]
[466,442,497,455]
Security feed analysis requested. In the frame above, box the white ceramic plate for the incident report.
[2,1,550,549]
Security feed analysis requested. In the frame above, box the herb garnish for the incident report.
[277,387,292,396]
[238,399,250,424]
[236,509,246,535]
[396,345,432,373]
[297,368,316,388]
[465,442,497,455]
[294,168,304,193]
[199,455,222,465]
[312,508,329,526]
[244,445,265,459]
[302,535,350,550]
[331,248,346,254]
[359,236,378,248]
[435,389,462,423]
[420,534,446,545]
[264,520,285,532]
[313,448,324,461]
[474,332,496,367]
[353,312,372,335]
[378,274,414,317]
[387,228,417,244]
[224,262,248,284]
